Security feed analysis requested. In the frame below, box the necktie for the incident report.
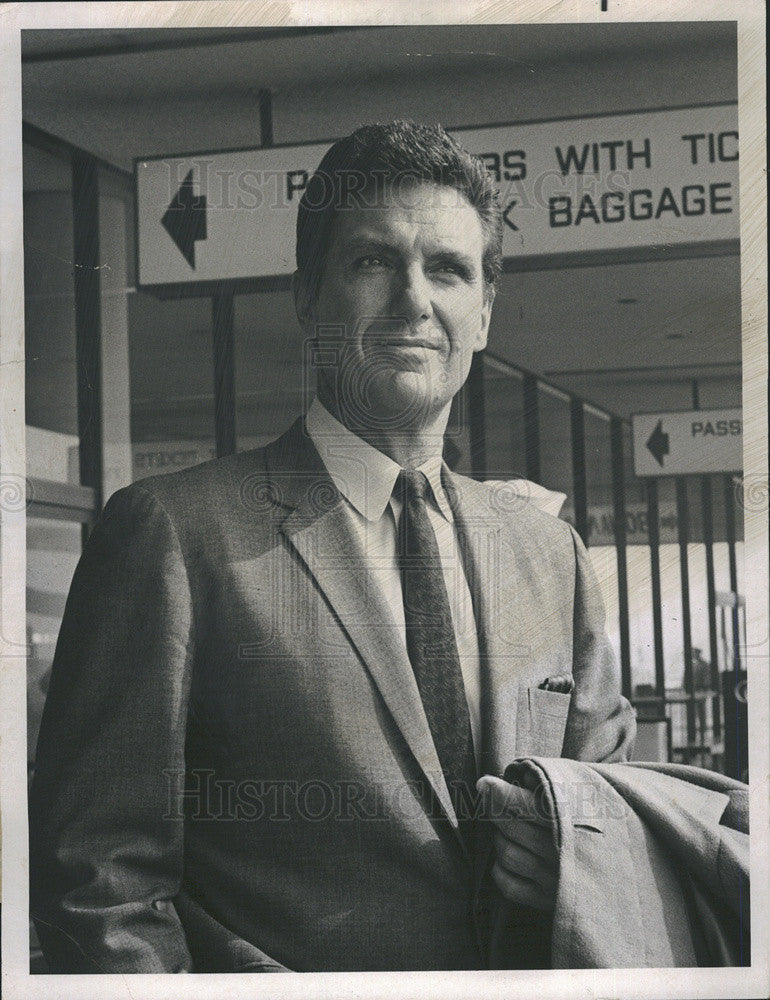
[394,469,478,834]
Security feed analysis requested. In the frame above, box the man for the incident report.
[30,120,636,974]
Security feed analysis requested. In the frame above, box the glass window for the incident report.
[683,477,712,661]
[24,141,79,484]
[584,409,620,663]
[588,544,621,669]
[712,472,745,676]
[584,409,613,541]
[480,360,527,480]
[98,167,134,496]
[234,289,306,451]
[624,422,657,700]
[128,291,216,478]
[627,545,656,694]
[26,518,83,769]
[537,383,572,501]
[655,477,685,692]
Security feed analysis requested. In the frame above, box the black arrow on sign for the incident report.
[161,170,207,269]
[646,420,670,467]
[503,199,519,231]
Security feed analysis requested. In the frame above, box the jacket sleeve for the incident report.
[560,524,637,763]
[29,484,198,973]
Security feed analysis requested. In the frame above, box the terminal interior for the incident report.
[22,23,744,800]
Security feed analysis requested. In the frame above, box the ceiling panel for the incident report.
[487,255,741,376]
[22,23,733,99]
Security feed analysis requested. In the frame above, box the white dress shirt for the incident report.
[305,397,481,764]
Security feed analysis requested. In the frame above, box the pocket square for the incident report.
[538,674,575,694]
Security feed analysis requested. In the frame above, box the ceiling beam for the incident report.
[21,26,359,64]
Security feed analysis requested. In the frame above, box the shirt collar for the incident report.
[305,397,453,523]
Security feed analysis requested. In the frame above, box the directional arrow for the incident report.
[646,420,670,467]
[161,170,207,269]
[503,199,519,231]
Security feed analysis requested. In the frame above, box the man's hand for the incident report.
[476,773,559,912]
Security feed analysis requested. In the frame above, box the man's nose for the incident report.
[393,264,433,323]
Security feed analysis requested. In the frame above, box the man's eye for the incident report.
[431,263,465,278]
[356,255,390,269]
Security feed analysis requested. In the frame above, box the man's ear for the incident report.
[474,287,495,351]
[292,270,315,329]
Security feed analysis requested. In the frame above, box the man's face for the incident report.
[297,180,493,432]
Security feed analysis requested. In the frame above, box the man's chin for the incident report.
[337,372,446,432]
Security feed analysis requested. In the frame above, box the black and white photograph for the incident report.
[0,3,767,999]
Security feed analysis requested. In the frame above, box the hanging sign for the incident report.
[136,103,738,288]
[632,408,743,477]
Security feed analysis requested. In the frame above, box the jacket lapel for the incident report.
[442,468,523,779]
[264,419,460,833]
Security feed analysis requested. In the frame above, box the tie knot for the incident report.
[395,468,430,504]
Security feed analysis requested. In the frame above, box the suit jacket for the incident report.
[29,415,636,973]
[491,759,750,968]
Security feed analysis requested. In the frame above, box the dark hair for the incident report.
[295,120,503,303]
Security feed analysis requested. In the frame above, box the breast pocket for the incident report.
[517,685,572,757]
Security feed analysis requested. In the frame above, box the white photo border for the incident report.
[1,3,767,998]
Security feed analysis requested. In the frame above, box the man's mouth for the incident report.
[380,339,438,350]
[363,330,441,350]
